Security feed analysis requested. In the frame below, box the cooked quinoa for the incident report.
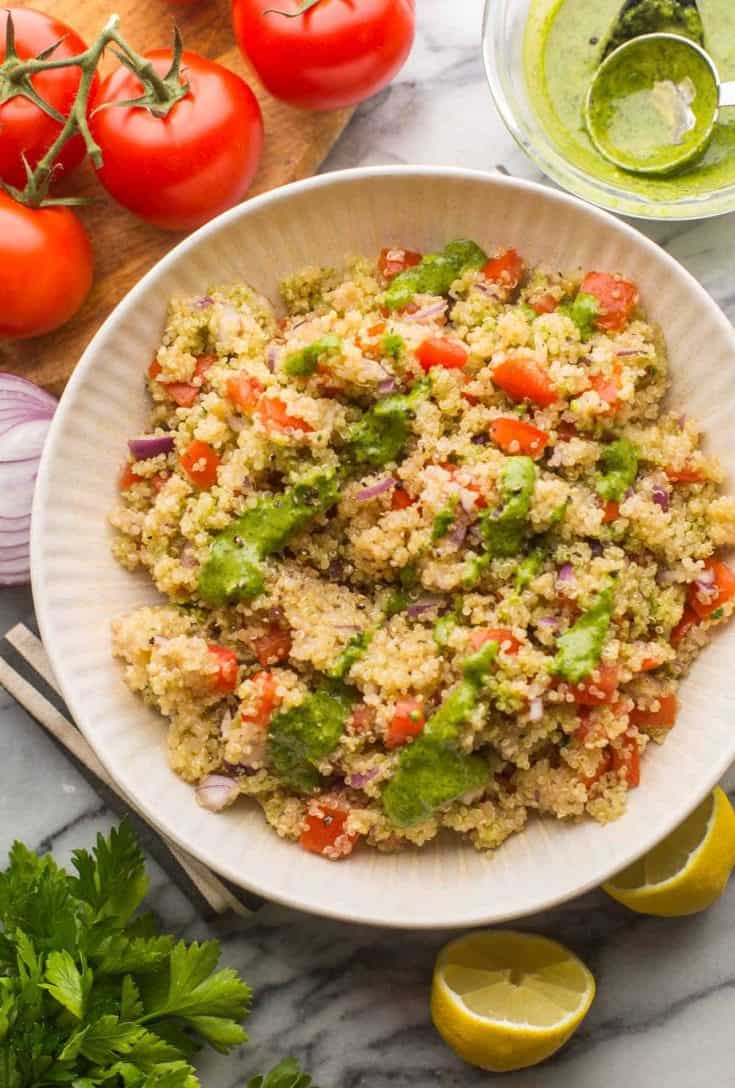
[110,239,735,860]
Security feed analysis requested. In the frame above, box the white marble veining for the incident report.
[4,1,735,1083]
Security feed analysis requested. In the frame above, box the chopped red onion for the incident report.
[471,433,489,445]
[678,413,687,429]
[448,514,470,547]
[194,295,214,310]
[651,485,670,512]
[458,488,479,515]
[528,698,544,722]
[623,486,634,500]
[406,595,444,617]
[347,768,379,788]
[356,476,396,501]
[195,774,240,812]
[128,434,174,460]
[537,616,560,630]
[180,545,198,569]
[615,349,640,357]
[378,377,398,395]
[589,540,604,557]
[227,414,246,432]
[0,373,56,586]
[695,567,716,586]
[406,300,448,323]
[474,280,500,299]
[557,563,575,583]
[266,344,278,372]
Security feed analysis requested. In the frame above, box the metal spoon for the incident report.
[585,33,735,176]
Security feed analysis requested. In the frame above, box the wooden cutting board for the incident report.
[2,0,353,393]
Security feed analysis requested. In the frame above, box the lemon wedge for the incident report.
[603,786,735,916]
[431,930,595,1072]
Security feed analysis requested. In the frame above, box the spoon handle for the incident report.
[719,81,735,109]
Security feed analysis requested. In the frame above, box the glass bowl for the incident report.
[482,0,735,220]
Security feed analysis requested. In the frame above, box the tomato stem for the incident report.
[0,13,190,208]
[262,0,325,17]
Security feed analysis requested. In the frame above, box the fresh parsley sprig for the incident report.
[0,821,251,1087]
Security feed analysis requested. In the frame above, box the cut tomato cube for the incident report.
[470,628,522,655]
[252,625,292,666]
[670,606,699,647]
[492,358,557,407]
[300,803,357,858]
[350,703,376,733]
[258,396,313,433]
[569,664,619,706]
[688,558,735,620]
[665,465,706,483]
[386,697,425,749]
[489,417,549,459]
[601,500,619,524]
[390,486,414,511]
[180,440,220,489]
[612,732,641,787]
[241,670,279,726]
[227,373,265,412]
[530,292,558,314]
[378,247,422,280]
[581,271,638,332]
[588,364,622,408]
[416,337,468,372]
[629,694,678,730]
[482,248,524,289]
[119,463,142,490]
[208,643,239,694]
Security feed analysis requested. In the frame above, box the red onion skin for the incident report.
[128,434,175,460]
[356,477,396,501]
[195,774,240,812]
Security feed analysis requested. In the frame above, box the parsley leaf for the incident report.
[0,822,254,1087]
[248,1058,320,1088]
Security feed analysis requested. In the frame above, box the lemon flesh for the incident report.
[603,787,735,916]
[431,930,595,1072]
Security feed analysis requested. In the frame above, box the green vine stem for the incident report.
[0,12,189,208]
[262,0,325,17]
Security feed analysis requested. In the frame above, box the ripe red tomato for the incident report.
[0,9,96,189]
[232,0,415,111]
[0,190,93,338]
[89,50,264,231]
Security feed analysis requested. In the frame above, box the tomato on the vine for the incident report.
[232,0,415,112]
[0,190,93,338]
[89,50,264,231]
[0,9,97,189]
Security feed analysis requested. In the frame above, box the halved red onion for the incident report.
[356,476,396,501]
[128,434,175,460]
[0,373,56,586]
[195,774,240,812]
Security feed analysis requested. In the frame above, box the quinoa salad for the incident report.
[110,239,735,860]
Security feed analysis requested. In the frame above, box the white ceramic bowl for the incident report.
[32,167,735,928]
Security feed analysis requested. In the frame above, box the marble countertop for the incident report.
[4,2,735,1083]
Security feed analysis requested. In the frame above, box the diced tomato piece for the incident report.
[390,486,414,511]
[629,694,678,730]
[583,747,614,789]
[688,558,735,620]
[258,396,313,433]
[489,417,550,459]
[386,697,425,749]
[159,355,216,409]
[179,441,220,489]
[300,803,357,858]
[151,472,170,493]
[612,732,641,787]
[227,373,265,412]
[208,643,239,694]
[241,670,279,726]
[470,628,522,655]
[378,247,422,280]
[482,248,525,290]
[601,500,619,524]
[416,337,468,373]
[588,364,622,408]
[581,271,639,333]
[492,358,557,407]
[530,292,558,314]
[569,664,619,706]
[441,463,487,509]
[350,703,376,733]
[665,465,706,483]
[252,625,292,666]
[670,606,699,648]
[148,357,162,379]
[119,463,142,490]
[638,655,663,672]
